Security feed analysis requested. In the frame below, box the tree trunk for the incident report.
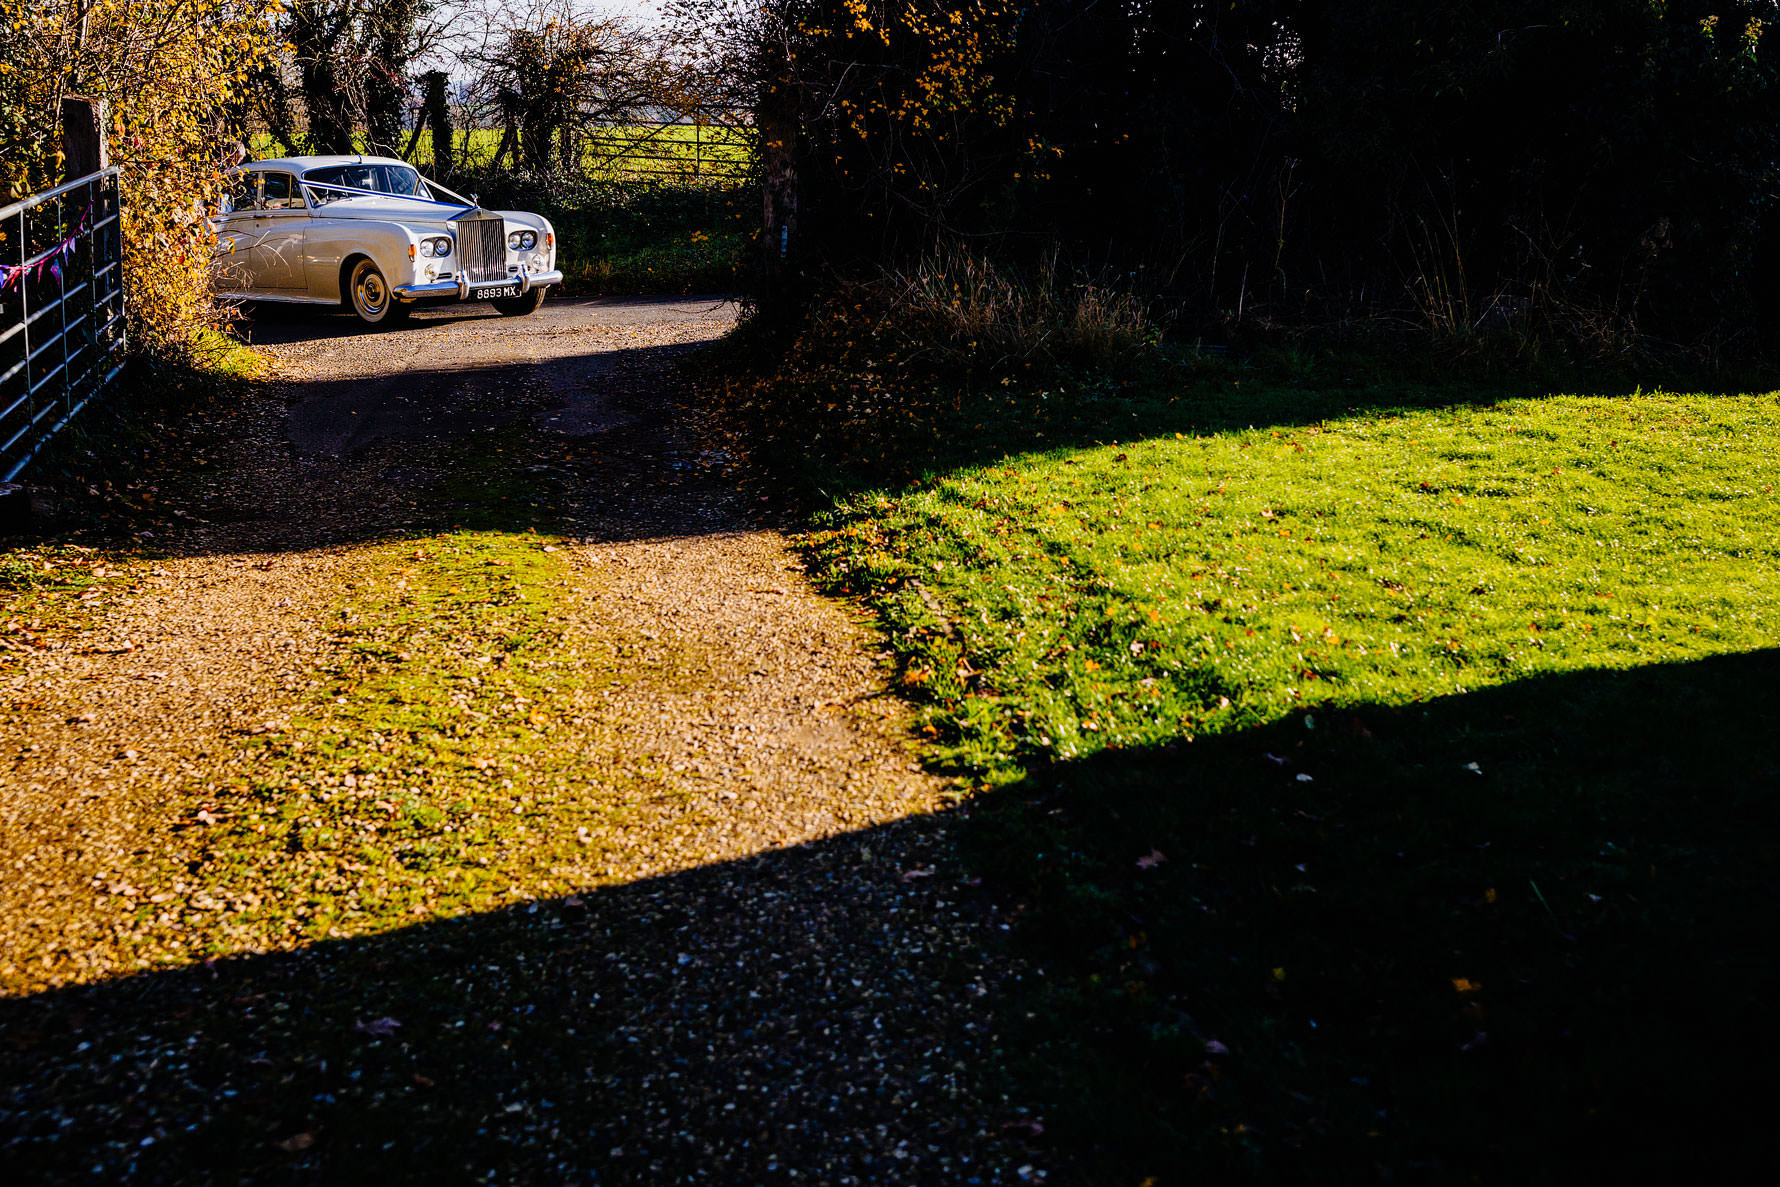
[254,64,301,157]
[291,0,357,154]
[364,0,419,156]
[757,83,799,300]
[422,71,453,175]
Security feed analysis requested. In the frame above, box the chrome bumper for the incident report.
[393,270,564,303]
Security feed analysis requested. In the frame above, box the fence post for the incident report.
[61,96,108,180]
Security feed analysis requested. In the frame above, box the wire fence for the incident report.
[0,167,126,482]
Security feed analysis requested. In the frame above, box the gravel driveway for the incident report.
[0,298,1040,1183]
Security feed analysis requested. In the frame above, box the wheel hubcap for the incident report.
[357,270,386,315]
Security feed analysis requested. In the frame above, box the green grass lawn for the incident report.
[801,376,1780,1181]
[249,125,753,184]
[810,388,1779,772]
[543,183,752,297]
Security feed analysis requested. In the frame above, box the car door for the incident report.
[245,172,309,295]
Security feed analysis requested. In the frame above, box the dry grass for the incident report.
[885,248,1155,373]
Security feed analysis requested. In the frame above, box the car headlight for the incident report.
[508,229,537,251]
[418,236,451,258]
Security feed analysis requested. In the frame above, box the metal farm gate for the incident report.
[582,114,755,184]
[0,166,126,481]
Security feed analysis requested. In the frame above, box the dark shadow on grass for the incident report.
[6,653,1777,1183]
[957,647,1780,1184]
[0,814,1019,1185]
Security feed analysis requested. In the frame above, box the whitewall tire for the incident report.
[347,258,408,326]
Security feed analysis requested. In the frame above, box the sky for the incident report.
[590,0,666,23]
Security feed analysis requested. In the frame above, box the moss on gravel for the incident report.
[2,401,696,992]
[30,524,703,985]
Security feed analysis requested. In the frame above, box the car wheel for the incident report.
[347,258,409,326]
[492,286,546,317]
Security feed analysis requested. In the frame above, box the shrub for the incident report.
[0,0,278,356]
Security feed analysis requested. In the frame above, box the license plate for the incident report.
[474,285,518,301]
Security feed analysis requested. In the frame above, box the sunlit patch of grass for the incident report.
[181,324,272,383]
[807,391,1780,778]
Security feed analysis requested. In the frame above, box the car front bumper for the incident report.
[393,270,563,303]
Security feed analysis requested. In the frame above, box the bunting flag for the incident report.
[1,203,95,293]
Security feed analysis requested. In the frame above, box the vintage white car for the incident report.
[210,155,561,325]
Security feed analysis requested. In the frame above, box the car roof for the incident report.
[243,155,415,174]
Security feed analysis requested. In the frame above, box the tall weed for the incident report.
[885,248,1154,373]
[1404,203,1661,369]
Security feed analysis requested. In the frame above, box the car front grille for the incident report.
[457,216,507,283]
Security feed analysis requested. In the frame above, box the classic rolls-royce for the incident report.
[210,155,561,325]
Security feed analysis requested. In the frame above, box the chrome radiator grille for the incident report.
[457,216,507,283]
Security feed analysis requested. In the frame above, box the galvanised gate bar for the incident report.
[0,166,125,482]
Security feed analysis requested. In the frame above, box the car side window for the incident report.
[261,172,300,211]
[223,172,259,214]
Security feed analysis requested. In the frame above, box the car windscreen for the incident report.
[303,164,430,203]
